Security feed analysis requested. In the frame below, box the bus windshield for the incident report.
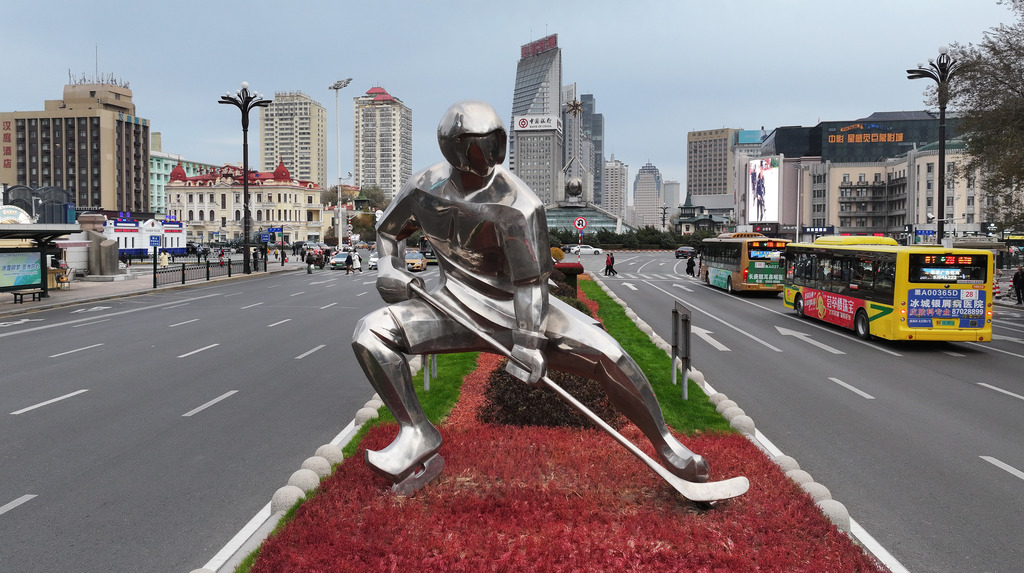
[908,254,988,284]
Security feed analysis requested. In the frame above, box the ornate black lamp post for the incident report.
[908,46,960,246]
[219,82,272,273]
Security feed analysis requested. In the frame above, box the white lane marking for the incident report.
[178,344,219,358]
[267,284,281,289]
[289,291,306,297]
[169,319,199,328]
[70,306,111,313]
[295,345,326,359]
[966,341,1024,359]
[644,281,783,352]
[0,318,43,328]
[49,343,104,358]
[321,302,338,309]
[357,292,368,296]
[993,333,1024,344]
[977,382,1024,401]
[240,302,264,309]
[829,377,875,400]
[182,390,238,417]
[0,495,37,516]
[980,456,1024,481]
[942,351,965,357]
[673,283,693,293]
[0,293,224,340]
[11,389,89,415]
[224,292,243,298]
[776,326,845,355]
[72,319,110,328]
[692,326,730,351]
[164,304,189,310]
[621,282,638,291]
[267,319,292,328]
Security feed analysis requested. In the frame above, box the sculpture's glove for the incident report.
[505,331,548,385]
[376,265,424,303]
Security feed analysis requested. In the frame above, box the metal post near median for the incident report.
[671,301,693,400]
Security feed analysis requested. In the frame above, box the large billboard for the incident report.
[748,157,781,223]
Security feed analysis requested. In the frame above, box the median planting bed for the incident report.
[241,277,887,573]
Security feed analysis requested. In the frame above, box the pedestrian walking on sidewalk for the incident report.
[1013,266,1024,304]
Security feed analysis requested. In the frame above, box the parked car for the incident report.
[367,253,379,270]
[329,252,349,270]
[675,246,697,258]
[571,245,602,255]
[405,251,427,272]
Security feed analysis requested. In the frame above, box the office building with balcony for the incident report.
[510,34,563,205]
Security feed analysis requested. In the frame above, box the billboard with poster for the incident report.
[748,157,781,223]
[0,250,43,290]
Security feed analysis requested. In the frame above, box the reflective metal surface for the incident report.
[352,100,710,488]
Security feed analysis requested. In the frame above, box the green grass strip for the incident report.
[579,279,732,434]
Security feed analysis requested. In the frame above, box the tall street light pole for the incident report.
[908,46,960,247]
[329,78,353,191]
[219,82,272,274]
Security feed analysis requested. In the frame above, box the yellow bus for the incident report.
[783,236,993,341]
[699,232,790,294]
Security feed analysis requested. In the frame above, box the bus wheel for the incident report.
[794,295,805,317]
[854,310,871,340]
[726,277,734,293]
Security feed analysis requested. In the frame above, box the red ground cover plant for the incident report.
[249,286,888,572]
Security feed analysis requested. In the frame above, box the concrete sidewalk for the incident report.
[0,261,306,319]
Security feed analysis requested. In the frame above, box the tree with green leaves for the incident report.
[950,0,1024,230]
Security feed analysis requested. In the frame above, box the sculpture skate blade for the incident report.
[672,475,749,503]
[391,454,445,496]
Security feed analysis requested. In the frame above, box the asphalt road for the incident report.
[0,266,427,573]
[587,251,1024,573]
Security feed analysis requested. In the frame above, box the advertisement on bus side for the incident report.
[801,288,858,329]
[907,288,987,328]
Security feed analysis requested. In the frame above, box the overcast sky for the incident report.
[2,0,1014,206]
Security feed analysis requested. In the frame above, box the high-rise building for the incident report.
[352,86,412,200]
[510,34,563,205]
[632,162,664,229]
[580,94,604,204]
[686,128,740,212]
[602,155,628,220]
[259,92,328,189]
[0,79,151,214]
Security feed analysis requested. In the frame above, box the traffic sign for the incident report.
[574,217,587,230]
[268,227,282,233]
[149,235,161,246]
[261,233,270,242]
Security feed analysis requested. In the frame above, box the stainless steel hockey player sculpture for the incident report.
[352,100,747,501]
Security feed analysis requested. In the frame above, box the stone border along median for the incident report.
[586,272,909,573]
[191,281,908,573]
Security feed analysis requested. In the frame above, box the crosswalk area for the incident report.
[600,272,698,281]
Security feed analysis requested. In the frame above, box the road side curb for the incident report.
[585,272,910,573]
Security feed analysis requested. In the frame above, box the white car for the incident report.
[367,253,379,270]
[571,244,602,255]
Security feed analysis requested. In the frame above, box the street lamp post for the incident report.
[908,46,960,247]
[219,82,272,274]
[329,78,353,190]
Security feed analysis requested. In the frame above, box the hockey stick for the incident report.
[409,283,748,503]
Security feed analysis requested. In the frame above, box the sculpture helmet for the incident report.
[437,100,507,178]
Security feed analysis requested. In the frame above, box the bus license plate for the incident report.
[935,319,957,328]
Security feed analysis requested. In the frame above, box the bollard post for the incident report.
[671,301,692,400]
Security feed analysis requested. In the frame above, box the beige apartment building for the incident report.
[352,87,412,199]
[259,92,328,190]
[0,81,151,215]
